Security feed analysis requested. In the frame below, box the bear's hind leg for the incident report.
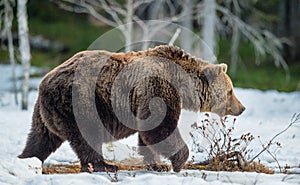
[68,134,118,172]
[138,134,170,172]
[139,127,189,172]
[18,102,64,162]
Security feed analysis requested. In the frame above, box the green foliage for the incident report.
[27,1,110,67]
[218,39,300,92]
[231,63,300,92]
[0,50,9,64]
[254,0,278,15]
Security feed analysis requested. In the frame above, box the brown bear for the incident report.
[18,45,245,172]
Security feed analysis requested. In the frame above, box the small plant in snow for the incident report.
[189,113,300,173]
[189,113,271,173]
[250,113,300,173]
[105,167,118,182]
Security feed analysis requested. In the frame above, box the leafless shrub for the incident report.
[250,113,300,173]
[189,113,271,173]
[189,113,300,174]
[251,113,300,162]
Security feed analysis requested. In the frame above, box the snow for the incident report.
[0,64,300,184]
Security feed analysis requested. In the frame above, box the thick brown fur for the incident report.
[19,45,245,172]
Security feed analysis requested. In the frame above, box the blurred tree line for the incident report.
[55,0,299,74]
[3,0,300,66]
[1,0,300,109]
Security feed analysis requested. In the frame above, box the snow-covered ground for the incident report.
[0,65,300,184]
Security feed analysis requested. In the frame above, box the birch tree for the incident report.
[201,0,217,63]
[180,0,193,52]
[229,0,241,76]
[0,0,18,105]
[17,0,31,110]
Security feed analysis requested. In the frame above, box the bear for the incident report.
[18,45,245,173]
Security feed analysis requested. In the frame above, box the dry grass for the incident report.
[42,158,273,174]
[42,163,81,174]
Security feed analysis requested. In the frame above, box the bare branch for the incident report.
[133,0,156,9]
[216,4,289,77]
[168,28,181,46]
[266,149,281,172]
[250,113,300,163]
[56,0,185,52]
[98,0,123,25]
[57,0,118,27]
[257,135,282,172]
[56,1,88,14]
[232,0,241,13]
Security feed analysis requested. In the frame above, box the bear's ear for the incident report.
[218,63,227,73]
[211,63,228,76]
[202,63,227,82]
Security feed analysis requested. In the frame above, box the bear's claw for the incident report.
[146,164,170,172]
[81,162,118,172]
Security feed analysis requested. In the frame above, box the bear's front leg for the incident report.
[169,144,189,172]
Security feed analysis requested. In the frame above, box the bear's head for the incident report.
[200,63,245,117]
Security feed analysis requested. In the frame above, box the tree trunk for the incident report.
[125,0,133,52]
[277,0,300,63]
[277,0,289,37]
[4,0,18,105]
[230,1,241,76]
[290,0,300,61]
[17,0,31,110]
[202,0,217,63]
[230,22,240,76]
[180,0,193,52]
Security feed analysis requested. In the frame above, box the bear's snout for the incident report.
[233,103,245,116]
[240,106,246,114]
[226,97,246,116]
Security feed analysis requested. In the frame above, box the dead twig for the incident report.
[105,167,118,182]
[250,113,300,163]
